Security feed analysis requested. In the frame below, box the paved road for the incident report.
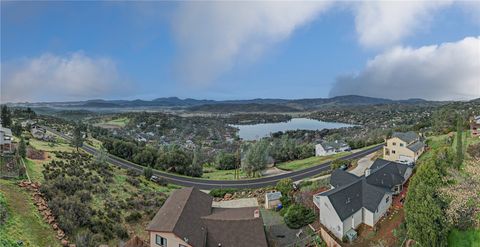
[45,126,383,189]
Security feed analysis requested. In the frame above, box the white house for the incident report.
[315,140,350,156]
[313,159,412,240]
[0,125,13,154]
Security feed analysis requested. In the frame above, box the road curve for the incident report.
[44,126,383,189]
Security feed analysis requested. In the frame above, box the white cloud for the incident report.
[172,1,331,85]
[353,1,453,48]
[1,51,130,102]
[329,36,480,101]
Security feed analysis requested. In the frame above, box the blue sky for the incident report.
[1,1,479,102]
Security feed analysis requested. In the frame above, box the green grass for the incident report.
[99,117,130,128]
[448,229,480,247]
[276,152,350,171]
[0,180,60,247]
[28,137,75,153]
[202,167,246,180]
[23,159,44,183]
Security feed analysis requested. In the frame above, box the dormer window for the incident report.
[346,197,351,204]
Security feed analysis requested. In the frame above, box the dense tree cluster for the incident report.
[214,151,239,170]
[405,149,451,246]
[1,105,12,128]
[269,135,314,163]
[102,137,203,177]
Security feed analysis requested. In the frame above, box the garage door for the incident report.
[399,155,413,163]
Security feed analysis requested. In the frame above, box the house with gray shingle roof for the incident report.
[315,140,351,156]
[313,159,412,240]
[0,125,13,154]
[383,131,425,163]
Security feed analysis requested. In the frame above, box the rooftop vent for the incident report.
[365,168,371,177]
[254,209,260,218]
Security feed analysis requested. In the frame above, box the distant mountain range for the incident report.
[13,95,453,113]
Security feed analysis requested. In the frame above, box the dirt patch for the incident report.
[27,147,46,160]
[344,208,405,247]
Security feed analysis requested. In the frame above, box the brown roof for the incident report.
[201,208,268,247]
[146,187,212,247]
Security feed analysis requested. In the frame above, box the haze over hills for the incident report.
[8,95,457,113]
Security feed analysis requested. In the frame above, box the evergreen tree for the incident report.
[11,122,23,136]
[455,115,463,169]
[405,158,449,246]
[18,137,27,158]
[190,147,204,177]
[1,105,12,128]
[242,140,269,177]
[72,124,84,152]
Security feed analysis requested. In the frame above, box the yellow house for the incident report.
[383,131,425,163]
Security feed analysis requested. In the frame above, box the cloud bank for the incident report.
[172,1,331,85]
[353,1,452,48]
[1,52,130,102]
[329,36,480,101]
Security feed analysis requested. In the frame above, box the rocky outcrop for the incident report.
[18,180,72,247]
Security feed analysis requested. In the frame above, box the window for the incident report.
[386,196,390,203]
[392,142,396,146]
[392,150,396,154]
[400,143,404,147]
[156,235,167,247]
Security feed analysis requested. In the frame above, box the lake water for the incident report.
[231,118,355,141]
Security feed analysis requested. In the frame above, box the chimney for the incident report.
[365,168,371,177]
[254,209,260,218]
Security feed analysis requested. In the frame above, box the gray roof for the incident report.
[407,140,425,152]
[319,140,349,150]
[0,126,12,136]
[330,169,359,187]
[319,159,410,221]
[266,191,282,201]
[392,131,419,143]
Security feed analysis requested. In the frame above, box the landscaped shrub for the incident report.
[209,188,238,198]
[330,159,352,170]
[276,178,293,196]
[125,212,142,223]
[283,204,316,229]
[143,167,153,179]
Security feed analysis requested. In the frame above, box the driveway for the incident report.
[349,152,376,176]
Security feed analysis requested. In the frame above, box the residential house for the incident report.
[383,131,425,163]
[0,125,13,154]
[147,187,268,247]
[21,119,35,128]
[265,191,282,209]
[315,140,351,157]
[313,159,412,240]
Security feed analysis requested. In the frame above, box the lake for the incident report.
[231,118,355,141]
